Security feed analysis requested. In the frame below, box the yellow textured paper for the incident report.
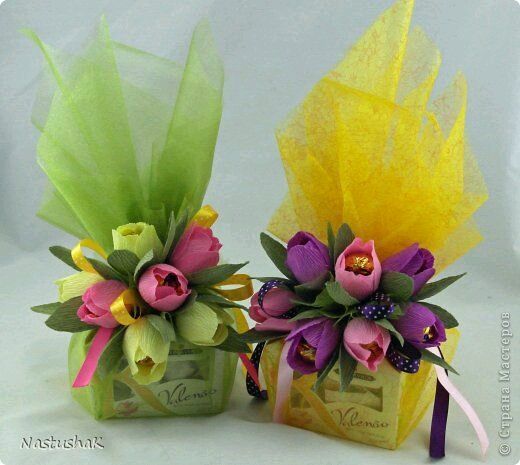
[261,329,459,449]
[268,0,487,271]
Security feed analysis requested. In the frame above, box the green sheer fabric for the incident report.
[26,18,223,250]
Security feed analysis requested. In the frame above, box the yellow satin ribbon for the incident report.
[110,288,140,325]
[213,274,254,302]
[191,204,218,228]
[71,238,108,274]
[71,239,140,325]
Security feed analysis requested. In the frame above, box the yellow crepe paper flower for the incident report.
[112,222,163,259]
[175,301,233,346]
[123,315,171,385]
[55,272,104,303]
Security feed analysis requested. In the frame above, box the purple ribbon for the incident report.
[358,292,396,320]
[257,280,284,313]
[429,349,450,458]
[245,342,268,400]
[386,342,421,373]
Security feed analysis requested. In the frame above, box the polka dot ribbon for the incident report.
[358,292,395,320]
[257,280,285,313]
[245,342,268,400]
[386,341,422,373]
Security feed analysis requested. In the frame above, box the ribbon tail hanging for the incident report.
[72,327,114,388]
[428,347,489,457]
[273,342,293,423]
[240,342,268,399]
[429,354,451,458]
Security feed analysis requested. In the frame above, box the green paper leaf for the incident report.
[196,291,248,310]
[45,296,94,332]
[420,349,459,375]
[134,249,159,281]
[238,328,287,343]
[147,314,176,343]
[414,274,466,301]
[89,259,123,281]
[418,302,459,329]
[216,327,252,353]
[49,246,80,271]
[380,271,414,302]
[290,308,327,321]
[334,223,355,262]
[375,319,404,346]
[97,327,124,378]
[161,210,177,261]
[325,281,359,307]
[172,209,190,250]
[107,250,140,276]
[312,347,339,392]
[388,304,404,319]
[31,302,61,315]
[251,276,292,284]
[327,223,336,266]
[293,286,330,307]
[339,344,357,391]
[187,263,247,286]
[260,232,294,279]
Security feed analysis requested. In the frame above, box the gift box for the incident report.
[69,331,238,419]
[260,329,458,450]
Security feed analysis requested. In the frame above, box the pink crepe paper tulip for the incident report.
[343,318,390,372]
[335,238,382,301]
[169,224,221,275]
[248,288,297,323]
[138,264,190,312]
[77,280,127,328]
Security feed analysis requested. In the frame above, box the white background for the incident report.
[0,1,519,464]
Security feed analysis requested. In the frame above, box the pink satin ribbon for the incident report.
[428,347,489,456]
[273,342,293,423]
[72,327,114,388]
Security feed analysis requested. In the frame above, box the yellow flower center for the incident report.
[297,341,317,362]
[360,341,382,358]
[423,326,436,342]
[119,224,145,236]
[344,253,374,276]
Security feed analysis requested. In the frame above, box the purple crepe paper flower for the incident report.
[285,232,330,286]
[285,317,340,374]
[393,303,446,349]
[382,243,435,294]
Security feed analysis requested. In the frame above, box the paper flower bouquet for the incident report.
[240,0,489,458]
[28,20,252,419]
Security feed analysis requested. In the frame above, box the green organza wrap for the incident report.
[26,18,224,250]
[27,18,231,418]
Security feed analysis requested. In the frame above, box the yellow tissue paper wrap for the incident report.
[261,329,459,449]
[268,0,487,271]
